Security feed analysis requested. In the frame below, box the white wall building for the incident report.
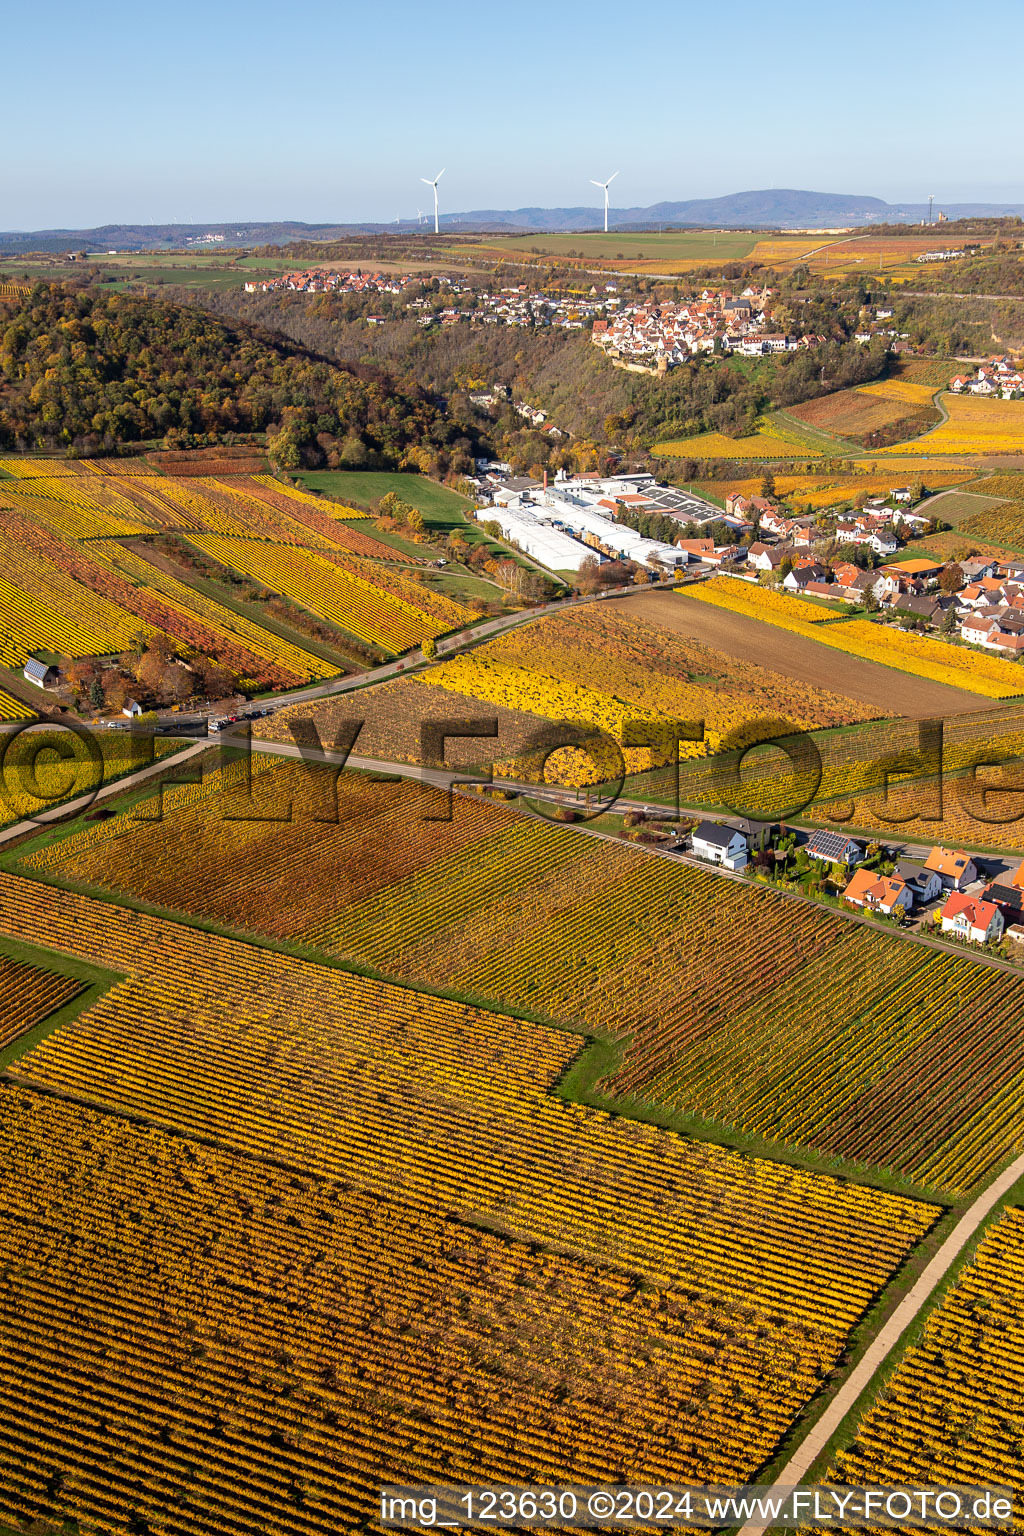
[477,501,594,573]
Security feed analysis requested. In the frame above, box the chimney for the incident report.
[543,469,548,490]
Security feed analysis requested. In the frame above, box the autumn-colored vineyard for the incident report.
[787,381,939,445]
[0,954,82,1052]
[0,1081,934,1535]
[655,704,1024,841]
[390,605,876,785]
[958,499,1024,549]
[654,416,821,460]
[823,1206,1024,1515]
[22,760,1024,1194]
[0,456,469,679]
[0,725,181,828]
[876,393,1024,456]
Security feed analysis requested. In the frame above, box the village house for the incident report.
[893,592,953,626]
[805,830,863,868]
[895,860,943,903]
[23,658,58,689]
[843,868,914,916]
[959,610,1024,654]
[982,882,1024,926]
[925,847,978,892]
[940,891,1004,945]
[691,820,749,872]
[783,562,828,592]
[676,538,716,561]
[747,543,788,573]
[959,557,1000,583]
[804,580,845,602]
[843,569,888,603]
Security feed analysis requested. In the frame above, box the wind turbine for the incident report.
[421,169,445,234]
[590,172,618,234]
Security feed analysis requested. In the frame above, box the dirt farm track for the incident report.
[622,589,996,719]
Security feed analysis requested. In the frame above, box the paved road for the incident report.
[736,1143,1024,1535]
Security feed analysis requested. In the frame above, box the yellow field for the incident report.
[0,691,35,722]
[655,417,820,461]
[825,1207,1024,1509]
[854,455,981,476]
[677,578,836,628]
[684,580,1024,698]
[876,393,1024,456]
[856,379,940,408]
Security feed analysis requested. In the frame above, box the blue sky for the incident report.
[5,0,1023,228]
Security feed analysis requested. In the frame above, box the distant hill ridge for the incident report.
[4,189,1024,250]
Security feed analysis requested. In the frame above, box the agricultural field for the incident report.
[0,878,940,1517]
[187,534,467,653]
[915,529,1011,566]
[0,954,82,1052]
[456,230,768,274]
[690,469,969,512]
[18,758,1024,1197]
[263,605,880,785]
[824,1206,1024,1501]
[0,725,182,828]
[786,383,938,447]
[654,416,820,461]
[917,489,1010,525]
[624,701,1024,829]
[769,233,997,280]
[684,580,1024,699]
[958,500,1024,549]
[0,457,474,683]
[297,469,473,521]
[877,393,1024,457]
[0,1078,931,1536]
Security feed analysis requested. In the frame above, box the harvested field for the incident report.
[146,447,266,476]
[617,589,994,718]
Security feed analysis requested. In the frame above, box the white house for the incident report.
[843,869,914,916]
[23,658,58,689]
[940,892,1004,944]
[691,820,749,872]
[805,830,862,867]
[925,847,978,892]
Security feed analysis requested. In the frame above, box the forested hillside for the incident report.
[0,284,478,472]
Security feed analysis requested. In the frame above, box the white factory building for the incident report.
[482,500,597,573]
[478,476,688,575]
